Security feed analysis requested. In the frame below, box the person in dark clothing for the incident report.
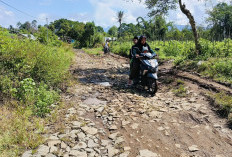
[128,36,138,85]
[129,35,157,85]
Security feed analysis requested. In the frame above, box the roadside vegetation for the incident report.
[1,1,232,156]
[207,92,232,125]
[0,27,73,156]
[110,39,232,85]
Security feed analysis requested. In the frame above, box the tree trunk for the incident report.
[178,0,201,55]
[119,22,122,39]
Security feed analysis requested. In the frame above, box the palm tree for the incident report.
[117,11,124,38]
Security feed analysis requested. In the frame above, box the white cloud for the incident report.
[167,0,220,26]
[89,0,148,27]
[38,13,49,22]
[88,0,229,27]
[0,6,15,27]
[37,13,57,25]
[5,10,14,16]
[68,12,91,23]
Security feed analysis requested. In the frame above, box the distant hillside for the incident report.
[175,25,191,30]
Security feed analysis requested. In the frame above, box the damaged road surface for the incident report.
[22,50,232,157]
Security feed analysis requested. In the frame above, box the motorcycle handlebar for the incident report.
[136,54,157,59]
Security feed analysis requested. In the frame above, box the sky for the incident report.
[0,0,231,29]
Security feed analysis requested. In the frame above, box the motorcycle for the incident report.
[133,48,159,95]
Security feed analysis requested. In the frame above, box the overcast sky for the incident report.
[0,0,231,28]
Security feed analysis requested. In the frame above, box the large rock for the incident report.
[109,125,118,130]
[48,135,59,140]
[131,123,139,129]
[97,82,111,87]
[73,142,87,149]
[47,139,61,147]
[77,132,86,139]
[108,146,119,157]
[122,121,130,127]
[101,139,111,146]
[61,142,68,149]
[109,132,119,140]
[149,111,163,118]
[115,137,125,144]
[45,154,57,157]
[69,150,88,157]
[72,121,81,128]
[88,139,98,148]
[96,106,105,113]
[138,149,159,157]
[188,145,199,152]
[49,146,58,153]
[83,97,106,106]
[120,151,130,157]
[35,145,50,156]
[21,150,32,157]
[81,126,98,135]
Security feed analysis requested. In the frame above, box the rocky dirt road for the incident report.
[22,50,232,157]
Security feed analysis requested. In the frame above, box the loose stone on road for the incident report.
[21,50,232,157]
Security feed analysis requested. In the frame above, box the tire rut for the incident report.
[22,50,232,157]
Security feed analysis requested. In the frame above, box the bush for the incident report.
[35,26,62,47]
[0,27,73,116]
[111,42,132,57]
[198,58,232,83]
[110,39,232,84]
[34,83,59,117]
[208,92,232,120]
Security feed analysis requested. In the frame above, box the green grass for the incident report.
[0,106,45,157]
[208,92,232,122]
[0,27,75,156]
[0,27,74,115]
[110,39,232,85]
[176,58,232,84]
[82,47,103,55]
[172,79,187,97]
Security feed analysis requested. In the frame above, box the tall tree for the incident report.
[31,20,37,32]
[207,2,232,40]
[96,26,104,33]
[108,26,118,37]
[8,25,15,33]
[131,0,204,55]
[117,11,124,38]
[83,22,95,47]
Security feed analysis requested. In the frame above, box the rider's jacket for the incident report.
[131,43,156,59]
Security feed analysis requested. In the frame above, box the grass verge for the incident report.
[207,92,232,122]
[0,106,45,157]
[172,79,187,97]
[0,27,75,156]
[82,47,103,55]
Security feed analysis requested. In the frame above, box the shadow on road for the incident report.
[71,66,154,97]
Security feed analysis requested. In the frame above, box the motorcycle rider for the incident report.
[130,35,157,85]
[104,39,110,54]
[128,36,139,86]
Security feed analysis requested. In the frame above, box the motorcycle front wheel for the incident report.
[148,78,158,95]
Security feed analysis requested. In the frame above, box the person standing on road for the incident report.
[104,39,110,54]
[128,36,139,86]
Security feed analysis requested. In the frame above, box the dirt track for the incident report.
[22,50,232,157]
